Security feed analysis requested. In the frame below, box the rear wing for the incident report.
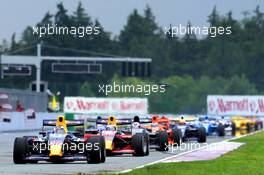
[169,118,196,123]
[95,118,132,125]
[138,118,152,124]
[43,119,84,126]
[86,117,149,125]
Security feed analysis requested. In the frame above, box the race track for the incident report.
[0,131,231,175]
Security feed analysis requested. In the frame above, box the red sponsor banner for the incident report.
[207,95,264,116]
[64,97,148,114]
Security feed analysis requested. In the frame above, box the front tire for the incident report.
[13,137,27,164]
[86,136,105,164]
[156,131,169,151]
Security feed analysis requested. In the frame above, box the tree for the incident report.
[208,6,220,27]
[80,82,95,97]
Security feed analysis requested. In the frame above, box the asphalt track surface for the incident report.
[0,131,232,175]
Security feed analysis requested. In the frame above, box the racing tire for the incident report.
[22,136,39,164]
[132,133,147,156]
[157,131,169,151]
[231,122,236,136]
[198,127,206,143]
[172,129,182,146]
[13,137,27,164]
[86,136,105,164]
[143,133,150,156]
[246,123,251,133]
[100,136,106,163]
[217,123,225,137]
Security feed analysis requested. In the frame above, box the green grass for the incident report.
[118,131,264,175]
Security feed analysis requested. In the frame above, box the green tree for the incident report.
[80,82,95,97]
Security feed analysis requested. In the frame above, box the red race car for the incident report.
[84,116,150,156]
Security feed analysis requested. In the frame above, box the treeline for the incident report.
[0,2,264,113]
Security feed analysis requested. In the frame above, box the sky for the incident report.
[0,0,263,42]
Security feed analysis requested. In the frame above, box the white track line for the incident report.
[118,129,264,174]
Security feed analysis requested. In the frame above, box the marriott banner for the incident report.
[64,97,148,114]
[207,95,264,116]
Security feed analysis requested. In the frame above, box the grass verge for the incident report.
[116,131,264,175]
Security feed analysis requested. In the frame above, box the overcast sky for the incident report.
[0,0,263,42]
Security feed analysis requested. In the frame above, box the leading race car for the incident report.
[171,116,206,143]
[13,115,106,164]
[85,116,149,156]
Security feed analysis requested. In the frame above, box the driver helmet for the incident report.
[179,116,186,124]
[132,122,140,129]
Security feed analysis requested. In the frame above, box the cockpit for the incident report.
[106,125,117,131]
[151,122,159,128]
[53,126,65,134]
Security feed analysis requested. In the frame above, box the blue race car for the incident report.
[199,115,225,136]
[172,116,206,143]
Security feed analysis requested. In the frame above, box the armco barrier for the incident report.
[0,112,63,132]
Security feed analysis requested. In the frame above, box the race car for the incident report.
[13,115,106,164]
[85,116,149,156]
[171,116,206,143]
[218,116,233,134]
[231,116,254,133]
[143,115,182,150]
[198,115,225,136]
[245,116,263,131]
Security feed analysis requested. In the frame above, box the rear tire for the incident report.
[144,133,149,156]
[231,122,236,136]
[86,136,105,164]
[172,129,182,146]
[100,136,106,163]
[198,127,206,143]
[13,137,27,164]
[246,123,251,133]
[156,131,169,151]
[132,133,147,156]
[217,123,225,137]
